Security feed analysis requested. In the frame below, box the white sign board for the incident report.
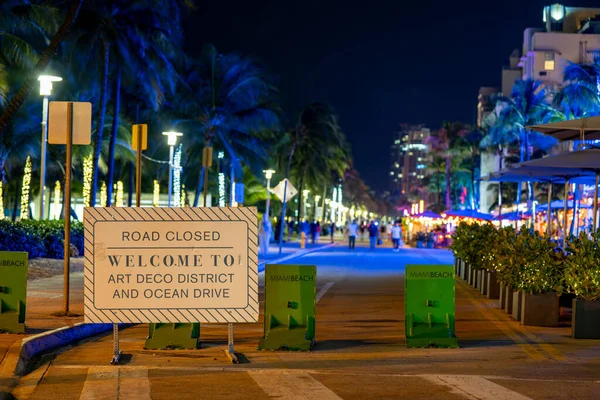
[84,207,259,324]
[272,179,298,202]
[48,101,92,145]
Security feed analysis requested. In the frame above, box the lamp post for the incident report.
[162,131,183,206]
[38,75,62,220]
[264,169,275,217]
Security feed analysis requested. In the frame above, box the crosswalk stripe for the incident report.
[420,375,533,400]
[79,366,118,400]
[119,368,151,400]
[249,370,342,400]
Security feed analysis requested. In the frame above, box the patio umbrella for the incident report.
[412,210,443,219]
[528,116,600,142]
[495,211,532,221]
[536,200,592,211]
[444,209,494,221]
[483,166,596,245]
[516,150,600,232]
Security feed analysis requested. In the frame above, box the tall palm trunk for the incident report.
[106,67,121,206]
[445,155,451,210]
[278,140,297,249]
[471,153,476,210]
[0,0,84,136]
[193,166,205,207]
[90,41,110,207]
[127,163,133,206]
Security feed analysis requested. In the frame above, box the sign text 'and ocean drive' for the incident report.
[84,207,259,324]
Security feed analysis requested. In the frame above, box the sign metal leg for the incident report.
[225,322,238,363]
[111,323,122,365]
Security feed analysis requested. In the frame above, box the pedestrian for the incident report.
[315,221,321,242]
[368,220,379,250]
[348,219,358,250]
[391,222,402,252]
[310,220,317,244]
[329,221,336,243]
[288,218,295,241]
[259,214,272,255]
[274,217,282,243]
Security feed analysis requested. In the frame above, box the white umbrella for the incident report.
[528,116,600,141]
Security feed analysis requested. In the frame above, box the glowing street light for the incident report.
[162,131,183,206]
[38,75,62,220]
[263,169,276,217]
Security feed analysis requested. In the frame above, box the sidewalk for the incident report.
[0,240,333,380]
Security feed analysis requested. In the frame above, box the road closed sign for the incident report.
[83,207,259,324]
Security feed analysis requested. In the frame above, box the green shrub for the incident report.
[0,220,84,259]
[564,231,600,301]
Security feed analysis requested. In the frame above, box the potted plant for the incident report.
[564,232,600,339]
[512,230,563,327]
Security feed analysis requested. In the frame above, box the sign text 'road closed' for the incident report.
[84,207,259,324]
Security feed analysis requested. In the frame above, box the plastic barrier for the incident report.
[144,323,200,350]
[405,264,458,348]
[258,264,316,351]
[0,252,28,333]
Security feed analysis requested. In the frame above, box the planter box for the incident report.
[499,283,506,309]
[572,299,600,339]
[505,287,514,314]
[486,271,500,300]
[512,291,522,321]
[521,292,559,327]
[480,270,488,296]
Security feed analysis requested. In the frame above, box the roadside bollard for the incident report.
[300,232,306,249]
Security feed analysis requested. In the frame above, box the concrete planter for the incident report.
[521,292,559,327]
[486,271,500,300]
[480,270,488,296]
[572,299,600,339]
[499,283,506,309]
[511,291,522,321]
[505,286,514,314]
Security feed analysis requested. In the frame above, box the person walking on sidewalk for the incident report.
[329,221,336,243]
[368,220,379,250]
[348,220,358,250]
[391,222,402,252]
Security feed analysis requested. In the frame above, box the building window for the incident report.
[544,53,555,71]
[540,71,548,76]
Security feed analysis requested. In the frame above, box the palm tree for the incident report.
[283,102,350,221]
[170,46,281,206]
[0,0,84,136]
[456,129,483,209]
[427,121,468,210]
[554,61,600,120]
[68,0,186,206]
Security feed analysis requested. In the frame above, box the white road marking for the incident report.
[119,367,151,400]
[316,282,335,303]
[420,374,533,400]
[79,366,118,400]
[249,370,342,400]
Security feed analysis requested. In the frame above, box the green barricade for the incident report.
[0,252,28,333]
[258,264,316,351]
[144,323,200,350]
[405,264,458,348]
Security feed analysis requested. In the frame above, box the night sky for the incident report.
[183,0,598,190]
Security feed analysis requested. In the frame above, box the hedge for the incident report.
[0,220,84,259]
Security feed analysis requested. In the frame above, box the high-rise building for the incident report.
[389,124,430,198]
[520,5,600,90]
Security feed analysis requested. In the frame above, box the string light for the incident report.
[153,180,160,206]
[53,181,61,219]
[100,182,107,207]
[116,181,124,207]
[181,184,186,207]
[218,172,226,207]
[0,181,4,220]
[83,155,92,207]
[173,144,182,207]
[20,156,32,220]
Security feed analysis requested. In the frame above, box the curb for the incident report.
[3,244,336,375]
[258,243,336,273]
[15,323,114,376]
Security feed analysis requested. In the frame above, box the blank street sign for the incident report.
[132,124,148,151]
[48,101,92,145]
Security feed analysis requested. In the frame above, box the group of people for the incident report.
[259,216,339,255]
[345,220,403,251]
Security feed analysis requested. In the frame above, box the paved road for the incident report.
[9,244,600,399]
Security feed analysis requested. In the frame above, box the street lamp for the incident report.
[263,169,275,217]
[162,131,183,206]
[38,75,62,220]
